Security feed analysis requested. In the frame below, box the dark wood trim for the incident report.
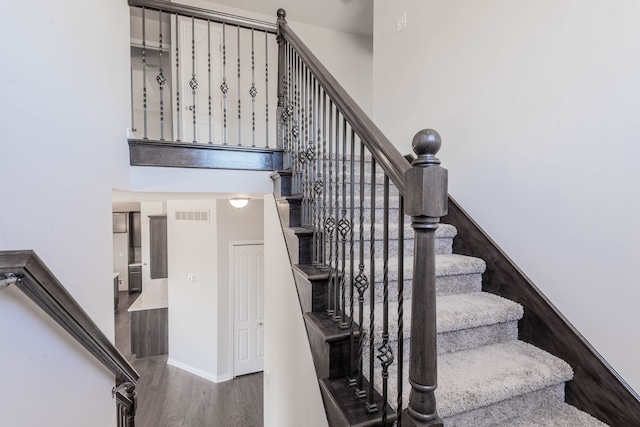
[128,0,277,33]
[279,22,411,192]
[129,140,283,171]
[0,250,139,385]
[319,378,397,427]
[442,196,640,426]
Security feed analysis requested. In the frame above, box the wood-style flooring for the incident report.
[116,291,264,427]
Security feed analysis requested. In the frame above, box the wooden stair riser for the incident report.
[304,312,360,380]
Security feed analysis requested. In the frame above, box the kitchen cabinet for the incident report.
[129,264,142,294]
[112,213,127,233]
[129,212,142,247]
[149,214,168,279]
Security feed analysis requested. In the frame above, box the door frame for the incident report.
[229,239,264,379]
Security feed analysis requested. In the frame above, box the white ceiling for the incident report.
[203,0,373,37]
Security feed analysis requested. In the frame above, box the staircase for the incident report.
[273,155,609,426]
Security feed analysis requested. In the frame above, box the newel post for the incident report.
[402,129,447,427]
[275,8,287,151]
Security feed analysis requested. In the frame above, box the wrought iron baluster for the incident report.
[338,118,349,329]
[347,129,357,386]
[316,82,324,266]
[250,28,257,147]
[366,158,378,413]
[285,43,292,169]
[300,63,308,226]
[310,76,319,266]
[265,31,269,148]
[354,140,368,400]
[157,10,166,141]
[292,52,300,194]
[220,23,228,145]
[378,175,394,424]
[397,194,405,425]
[326,100,335,318]
[207,20,212,144]
[190,16,198,143]
[321,91,328,269]
[332,112,341,324]
[142,7,148,140]
[237,25,242,146]
[175,14,181,142]
[307,67,314,230]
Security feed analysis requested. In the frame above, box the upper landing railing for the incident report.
[128,0,278,149]
[0,251,139,427]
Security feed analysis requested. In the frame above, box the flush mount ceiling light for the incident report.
[229,197,249,209]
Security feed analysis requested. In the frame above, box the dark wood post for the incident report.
[125,382,137,427]
[402,129,447,427]
[275,8,287,151]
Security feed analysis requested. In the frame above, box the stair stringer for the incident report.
[443,195,640,426]
[271,171,394,426]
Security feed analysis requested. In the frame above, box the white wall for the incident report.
[0,0,132,425]
[179,0,373,115]
[216,198,265,379]
[263,195,328,427]
[373,0,640,392]
[167,199,220,381]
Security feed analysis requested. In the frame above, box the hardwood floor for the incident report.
[116,291,264,427]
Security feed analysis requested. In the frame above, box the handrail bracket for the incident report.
[0,273,20,290]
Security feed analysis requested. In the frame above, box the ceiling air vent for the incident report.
[174,210,210,222]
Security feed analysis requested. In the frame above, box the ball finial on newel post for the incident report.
[277,8,287,21]
[412,128,441,167]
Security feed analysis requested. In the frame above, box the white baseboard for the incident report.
[167,358,232,383]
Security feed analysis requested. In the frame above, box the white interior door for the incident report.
[233,243,264,376]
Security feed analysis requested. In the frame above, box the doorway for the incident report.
[231,241,265,377]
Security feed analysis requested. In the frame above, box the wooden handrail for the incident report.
[0,250,139,385]
[128,0,277,34]
[277,14,412,192]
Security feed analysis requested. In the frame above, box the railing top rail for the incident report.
[129,0,277,34]
[0,250,139,385]
[278,18,412,192]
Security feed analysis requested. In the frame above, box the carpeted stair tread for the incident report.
[380,341,573,421]
[366,254,486,283]
[436,341,574,418]
[356,222,457,240]
[361,292,522,345]
[495,402,608,426]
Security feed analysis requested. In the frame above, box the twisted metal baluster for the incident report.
[366,158,378,413]
[207,20,212,144]
[157,10,166,141]
[237,25,242,146]
[321,91,328,269]
[175,14,181,142]
[220,23,227,145]
[190,16,198,143]
[293,53,301,194]
[347,129,357,386]
[300,63,308,226]
[142,7,148,140]
[307,68,314,229]
[312,78,322,267]
[332,112,341,324]
[338,118,349,329]
[265,31,269,148]
[397,194,405,425]
[286,44,293,169]
[354,140,368,400]
[250,28,257,147]
[325,101,335,317]
[316,82,325,266]
[378,175,395,424]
